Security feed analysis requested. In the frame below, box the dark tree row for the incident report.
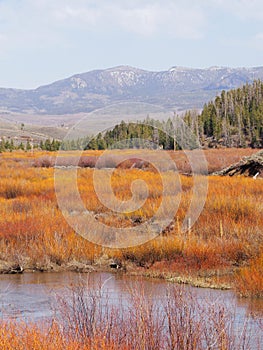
[85,80,263,150]
[0,139,33,152]
[185,80,263,148]
[0,138,61,152]
[39,139,61,151]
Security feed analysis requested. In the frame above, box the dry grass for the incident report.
[0,149,262,296]
[0,321,121,350]
[169,148,259,174]
[235,253,263,298]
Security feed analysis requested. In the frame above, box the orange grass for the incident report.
[0,321,123,350]
[0,149,262,295]
[235,253,263,297]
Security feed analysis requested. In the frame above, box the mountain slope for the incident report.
[1,65,263,115]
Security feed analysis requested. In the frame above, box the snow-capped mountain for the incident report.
[1,65,263,115]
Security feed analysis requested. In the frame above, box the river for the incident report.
[0,271,263,319]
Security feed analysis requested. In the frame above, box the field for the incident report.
[0,148,262,298]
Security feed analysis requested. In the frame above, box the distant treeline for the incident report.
[79,80,263,150]
[0,138,61,152]
[59,119,200,151]
[1,80,262,152]
[194,79,263,148]
[39,139,61,151]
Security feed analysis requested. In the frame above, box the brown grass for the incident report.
[235,253,263,298]
[0,149,262,296]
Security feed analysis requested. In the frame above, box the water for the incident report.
[0,271,263,332]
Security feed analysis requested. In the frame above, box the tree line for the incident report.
[1,80,262,152]
[0,138,61,152]
[83,80,263,150]
[187,79,263,148]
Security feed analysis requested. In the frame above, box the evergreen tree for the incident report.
[26,141,31,151]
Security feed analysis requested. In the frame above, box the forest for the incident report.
[84,80,263,151]
[1,80,262,153]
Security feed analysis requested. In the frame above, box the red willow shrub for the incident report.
[1,282,260,349]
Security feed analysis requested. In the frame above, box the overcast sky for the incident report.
[1,0,263,88]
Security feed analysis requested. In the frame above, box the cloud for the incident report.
[211,0,263,20]
[0,0,68,50]
[116,2,205,38]
[50,0,206,39]
[0,0,208,59]
[1,0,263,50]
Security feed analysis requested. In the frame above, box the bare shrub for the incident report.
[78,156,98,168]
[33,156,55,168]
[53,279,260,350]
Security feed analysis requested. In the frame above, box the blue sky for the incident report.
[1,0,263,88]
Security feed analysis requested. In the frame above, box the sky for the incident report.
[1,0,263,89]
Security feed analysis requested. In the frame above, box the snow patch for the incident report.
[109,70,140,86]
[71,77,87,89]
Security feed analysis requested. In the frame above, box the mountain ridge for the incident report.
[1,65,263,115]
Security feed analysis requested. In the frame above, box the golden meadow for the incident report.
[0,148,262,297]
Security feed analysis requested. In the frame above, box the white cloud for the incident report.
[53,4,102,26]
[115,3,205,38]
[1,0,262,50]
[211,0,263,20]
[0,0,69,50]
[0,0,207,58]
[50,0,206,39]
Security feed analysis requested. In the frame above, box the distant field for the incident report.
[0,108,175,140]
[0,116,67,141]
[3,147,258,174]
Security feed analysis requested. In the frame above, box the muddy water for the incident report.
[0,271,263,328]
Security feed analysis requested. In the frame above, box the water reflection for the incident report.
[0,271,263,324]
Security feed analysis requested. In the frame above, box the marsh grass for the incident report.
[0,150,262,296]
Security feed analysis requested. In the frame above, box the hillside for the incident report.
[186,80,263,148]
[1,66,263,115]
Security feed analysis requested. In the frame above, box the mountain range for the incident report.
[1,65,263,116]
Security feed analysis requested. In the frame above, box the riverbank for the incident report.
[0,256,234,291]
